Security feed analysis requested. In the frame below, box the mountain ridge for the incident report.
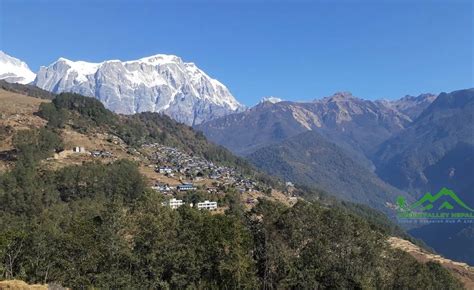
[18,52,243,126]
[33,53,244,125]
[248,130,406,213]
[375,88,474,194]
[196,91,429,168]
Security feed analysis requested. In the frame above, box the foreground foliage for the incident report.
[0,129,462,289]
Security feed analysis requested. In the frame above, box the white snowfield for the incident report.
[260,96,283,104]
[0,51,36,84]
[32,53,243,125]
[33,53,245,125]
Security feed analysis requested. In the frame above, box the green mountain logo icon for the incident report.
[438,201,454,210]
[409,188,474,212]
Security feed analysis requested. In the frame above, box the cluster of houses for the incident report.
[144,144,266,194]
[71,146,114,159]
[152,182,225,198]
[163,198,218,211]
[151,182,197,194]
[91,150,113,158]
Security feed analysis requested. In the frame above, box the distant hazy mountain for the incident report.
[196,100,309,155]
[33,54,244,125]
[248,130,405,212]
[0,51,36,84]
[378,93,438,121]
[375,88,474,197]
[197,92,416,168]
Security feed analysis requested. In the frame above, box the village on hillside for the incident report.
[140,142,298,211]
[0,88,297,211]
[51,141,298,211]
[42,131,298,211]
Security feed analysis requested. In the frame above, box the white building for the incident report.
[167,198,184,209]
[197,200,217,211]
[73,146,86,153]
[177,183,195,191]
[158,167,173,174]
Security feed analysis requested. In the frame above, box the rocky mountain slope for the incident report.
[0,51,245,125]
[196,92,424,168]
[196,100,310,155]
[0,51,36,84]
[379,93,438,121]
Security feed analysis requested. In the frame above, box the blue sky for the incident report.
[1,0,472,105]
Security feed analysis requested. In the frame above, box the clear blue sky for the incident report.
[1,0,472,105]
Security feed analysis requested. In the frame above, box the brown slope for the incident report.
[389,237,474,289]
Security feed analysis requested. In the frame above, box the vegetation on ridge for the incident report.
[0,146,462,288]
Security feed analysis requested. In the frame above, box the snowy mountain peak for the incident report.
[0,51,36,84]
[34,54,244,125]
[50,57,101,83]
[260,96,283,104]
[131,54,183,65]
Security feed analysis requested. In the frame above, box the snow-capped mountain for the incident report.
[260,96,283,104]
[34,54,244,125]
[0,51,36,84]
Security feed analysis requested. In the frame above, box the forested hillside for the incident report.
[249,130,405,213]
[0,148,461,288]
